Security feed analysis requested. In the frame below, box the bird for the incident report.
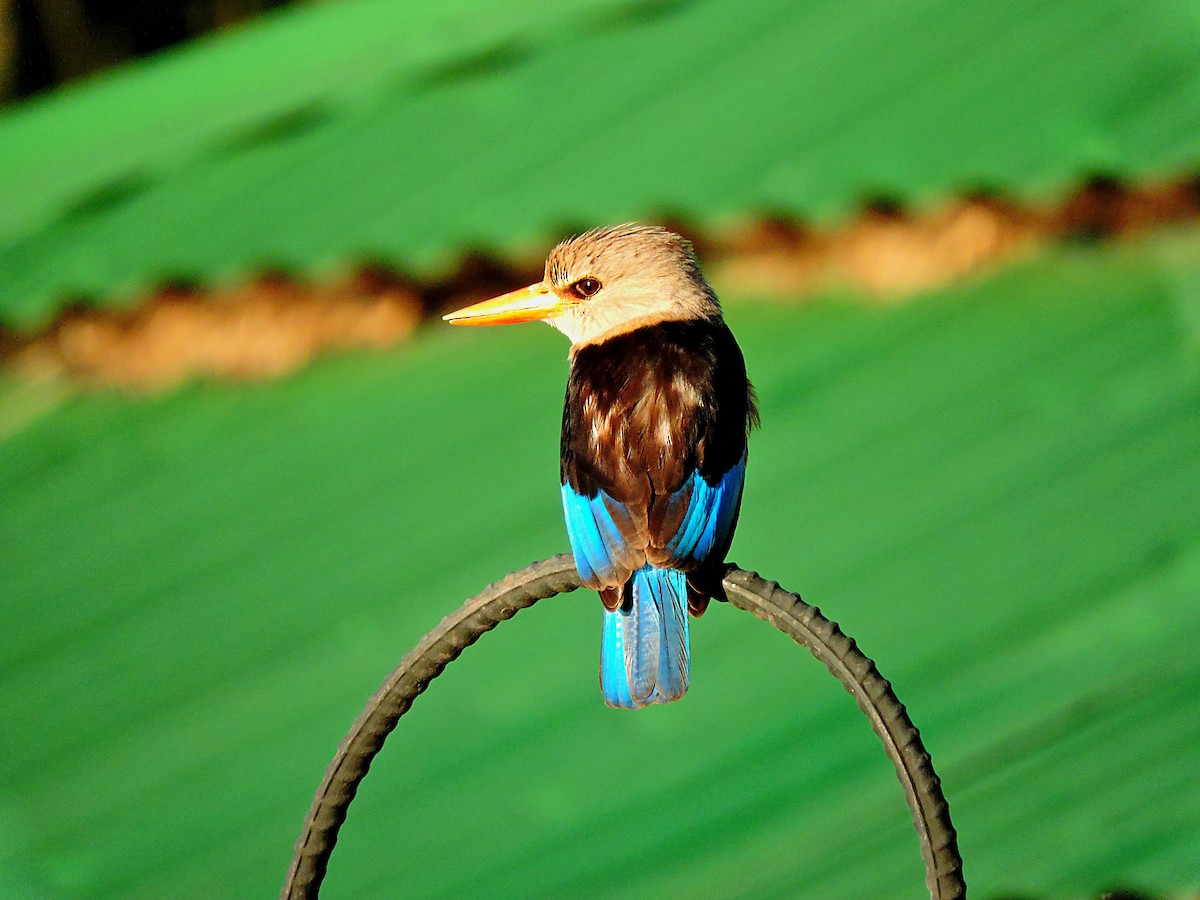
[443,224,757,709]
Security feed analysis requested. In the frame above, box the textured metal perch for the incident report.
[282,555,965,898]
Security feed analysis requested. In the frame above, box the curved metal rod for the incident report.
[720,567,965,897]
[282,555,965,899]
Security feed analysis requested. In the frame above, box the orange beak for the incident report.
[442,281,566,326]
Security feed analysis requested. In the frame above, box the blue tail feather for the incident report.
[601,566,690,709]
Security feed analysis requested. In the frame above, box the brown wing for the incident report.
[560,318,756,591]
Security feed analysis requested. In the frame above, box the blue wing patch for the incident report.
[561,484,636,588]
[567,453,747,709]
[562,451,746,586]
[661,452,746,568]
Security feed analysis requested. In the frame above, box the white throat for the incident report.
[547,285,720,347]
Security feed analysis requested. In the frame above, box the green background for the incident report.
[4,231,1200,896]
[2,0,1199,327]
[2,0,1199,896]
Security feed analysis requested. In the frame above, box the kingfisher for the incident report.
[443,225,757,709]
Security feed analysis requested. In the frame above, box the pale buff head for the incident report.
[542,224,722,346]
[442,224,722,347]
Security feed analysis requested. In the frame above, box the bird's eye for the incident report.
[568,277,602,300]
